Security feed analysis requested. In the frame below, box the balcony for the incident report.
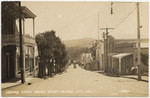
[2,35,36,47]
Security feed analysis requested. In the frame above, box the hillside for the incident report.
[63,38,96,48]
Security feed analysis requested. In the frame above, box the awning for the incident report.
[112,53,133,59]
[21,6,36,18]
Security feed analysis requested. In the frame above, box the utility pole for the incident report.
[19,1,25,83]
[97,14,100,70]
[98,14,100,40]
[100,28,114,72]
[102,32,106,71]
[137,2,141,81]
[110,2,114,15]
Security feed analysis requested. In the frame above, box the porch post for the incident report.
[33,18,35,37]
[33,47,36,68]
[23,19,26,78]
[15,47,18,77]
[119,57,122,76]
[33,18,36,69]
[112,57,114,74]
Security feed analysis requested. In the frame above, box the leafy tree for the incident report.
[2,2,21,35]
[90,44,96,60]
[66,47,89,64]
[35,30,68,78]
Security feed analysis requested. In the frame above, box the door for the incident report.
[6,53,10,78]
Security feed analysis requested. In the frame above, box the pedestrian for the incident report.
[73,61,76,68]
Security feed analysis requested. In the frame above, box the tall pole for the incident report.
[33,18,36,74]
[98,14,99,40]
[97,14,100,70]
[100,28,114,72]
[106,28,108,72]
[137,2,141,81]
[102,32,106,71]
[19,2,25,83]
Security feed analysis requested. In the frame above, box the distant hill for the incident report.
[63,38,96,48]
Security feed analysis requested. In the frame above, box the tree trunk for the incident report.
[38,53,43,78]
[48,61,51,76]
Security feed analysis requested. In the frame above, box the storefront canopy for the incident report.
[112,53,133,59]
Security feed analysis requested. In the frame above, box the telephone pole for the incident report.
[19,1,25,83]
[137,2,141,81]
[102,32,106,71]
[98,14,100,40]
[100,28,114,72]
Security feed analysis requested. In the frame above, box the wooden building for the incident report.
[80,53,94,70]
[105,35,136,76]
[2,2,37,82]
[112,53,134,75]
[95,40,104,70]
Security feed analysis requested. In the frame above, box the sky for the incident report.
[21,1,149,41]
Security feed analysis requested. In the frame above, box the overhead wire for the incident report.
[57,3,98,31]
[57,2,142,36]
[110,2,142,33]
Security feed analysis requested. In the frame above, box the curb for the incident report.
[1,83,22,90]
[1,77,38,90]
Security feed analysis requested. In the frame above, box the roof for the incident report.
[21,6,36,18]
[116,39,148,43]
[112,53,133,58]
[115,42,133,48]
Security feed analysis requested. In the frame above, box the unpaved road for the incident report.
[1,64,148,97]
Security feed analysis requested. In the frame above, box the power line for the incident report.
[110,3,142,33]
[57,4,98,31]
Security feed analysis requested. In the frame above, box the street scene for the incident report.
[1,64,148,97]
[1,1,149,97]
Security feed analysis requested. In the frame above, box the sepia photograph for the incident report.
[1,0,149,97]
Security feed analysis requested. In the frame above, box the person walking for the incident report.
[73,61,76,68]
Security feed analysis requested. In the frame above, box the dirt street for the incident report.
[1,64,148,97]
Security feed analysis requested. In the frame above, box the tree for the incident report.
[66,47,89,62]
[35,30,68,78]
[90,44,96,60]
[2,2,25,35]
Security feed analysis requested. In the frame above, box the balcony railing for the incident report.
[2,34,36,46]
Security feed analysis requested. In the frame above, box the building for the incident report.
[115,39,149,75]
[104,35,137,76]
[2,2,37,82]
[95,40,104,70]
[80,53,94,70]
[111,42,136,75]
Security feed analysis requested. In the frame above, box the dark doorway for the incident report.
[2,45,16,82]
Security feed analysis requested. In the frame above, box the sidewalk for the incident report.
[1,77,35,90]
[84,69,149,82]
[121,75,149,82]
[92,70,149,82]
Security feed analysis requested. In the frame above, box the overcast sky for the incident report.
[21,1,149,41]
